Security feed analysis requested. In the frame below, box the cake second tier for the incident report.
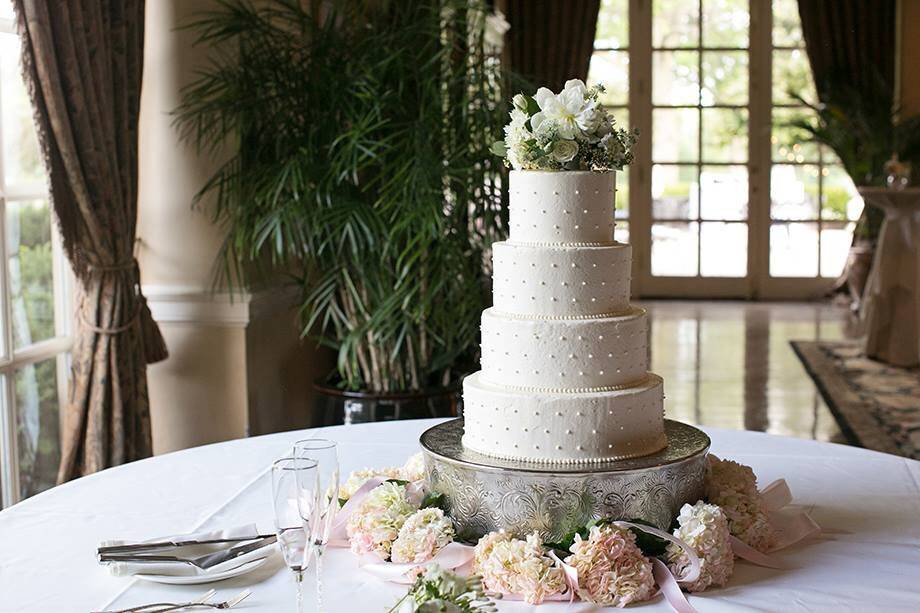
[479,306,649,391]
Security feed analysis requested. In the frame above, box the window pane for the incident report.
[652,222,699,276]
[653,51,700,106]
[653,165,698,219]
[773,48,816,105]
[700,222,747,276]
[821,223,854,278]
[702,0,749,48]
[615,221,630,244]
[771,222,818,277]
[821,223,855,278]
[701,51,748,106]
[615,166,629,218]
[773,0,804,47]
[772,107,819,162]
[7,200,56,350]
[701,108,747,163]
[589,51,629,106]
[771,164,819,220]
[595,0,629,49]
[16,357,62,499]
[0,33,45,187]
[822,166,863,221]
[653,108,699,162]
[653,0,699,48]
[700,165,747,220]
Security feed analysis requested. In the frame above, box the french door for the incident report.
[590,0,862,299]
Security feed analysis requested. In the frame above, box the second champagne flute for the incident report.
[293,438,339,612]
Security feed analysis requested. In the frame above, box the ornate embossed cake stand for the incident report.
[421,418,710,542]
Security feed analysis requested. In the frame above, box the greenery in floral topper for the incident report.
[492,79,638,172]
[175,0,509,393]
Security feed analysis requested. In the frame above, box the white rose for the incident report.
[551,139,579,163]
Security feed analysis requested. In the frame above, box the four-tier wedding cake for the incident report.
[462,170,667,464]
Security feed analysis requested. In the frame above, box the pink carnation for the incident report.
[564,524,656,607]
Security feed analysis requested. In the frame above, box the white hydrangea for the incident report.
[402,452,427,483]
[346,481,418,559]
[473,531,566,604]
[390,508,455,564]
[667,501,735,592]
[706,456,775,552]
[339,466,403,502]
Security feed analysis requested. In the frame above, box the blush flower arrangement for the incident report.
[564,523,657,606]
[472,531,567,604]
[337,452,817,609]
[492,79,638,172]
[666,501,734,592]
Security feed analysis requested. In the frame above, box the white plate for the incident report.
[134,555,269,585]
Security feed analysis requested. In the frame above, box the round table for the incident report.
[1,419,918,612]
[859,187,920,367]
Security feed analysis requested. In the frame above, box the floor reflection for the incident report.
[642,300,861,444]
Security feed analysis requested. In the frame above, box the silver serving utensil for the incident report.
[99,535,276,570]
[98,533,275,555]
[92,589,250,613]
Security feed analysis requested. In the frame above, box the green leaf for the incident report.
[386,478,410,487]
[420,491,447,510]
[624,518,670,557]
[524,94,541,116]
[490,140,507,157]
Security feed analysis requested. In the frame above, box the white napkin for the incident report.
[98,524,273,577]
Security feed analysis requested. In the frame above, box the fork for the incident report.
[94,589,249,613]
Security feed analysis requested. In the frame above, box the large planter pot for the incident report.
[313,379,462,426]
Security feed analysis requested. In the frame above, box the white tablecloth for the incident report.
[1,419,919,612]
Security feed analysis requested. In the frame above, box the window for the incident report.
[590,0,631,243]
[0,3,72,508]
[769,0,862,279]
[589,0,861,297]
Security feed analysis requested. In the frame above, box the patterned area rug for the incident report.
[791,341,920,459]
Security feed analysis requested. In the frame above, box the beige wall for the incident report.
[902,0,920,116]
[138,0,330,454]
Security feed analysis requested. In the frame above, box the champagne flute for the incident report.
[271,457,319,613]
[293,438,339,612]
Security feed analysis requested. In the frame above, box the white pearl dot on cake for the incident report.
[577,445,583,451]
[559,335,566,341]
[608,443,614,449]
[540,281,546,285]
[577,335,584,340]
[583,209,588,214]
[571,297,577,302]
[598,335,604,340]
[575,189,580,195]
[574,225,580,230]
[563,209,570,215]
[553,224,560,229]
[523,427,528,432]
[556,411,563,416]
[561,281,567,286]
[566,429,572,434]
[556,445,562,450]
[550,263,557,268]
[578,371,584,376]
[588,353,594,358]
[545,428,550,434]
[576,411,583,416]
[591,297,597,302]
[568,353,575,358]
[591,429,597,434]
[592,263,597,268]
[571,262,577,268]
[607,352,613,357]
[599,370,605,375]
[581,281,587,286]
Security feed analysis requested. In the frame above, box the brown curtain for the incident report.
[797,0,896,99]
[503,0,601,91]
[13,0,168,483]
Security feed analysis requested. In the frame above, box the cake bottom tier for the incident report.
[462,371,667,464]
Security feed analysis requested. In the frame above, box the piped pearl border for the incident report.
[489,306,642,321]
[462,433,669,465]
[507,239,620,248]
[480,373,653,394]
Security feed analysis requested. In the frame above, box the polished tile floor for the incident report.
[641,300,862,444]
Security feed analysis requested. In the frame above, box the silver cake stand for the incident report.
[420,419,710,542]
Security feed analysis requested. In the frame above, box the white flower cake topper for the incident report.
[493,79,638,172]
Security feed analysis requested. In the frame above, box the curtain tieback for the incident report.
[80,258,143,334]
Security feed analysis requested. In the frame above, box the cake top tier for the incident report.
[509,171,616,244]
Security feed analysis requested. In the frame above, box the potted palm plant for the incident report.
[176,0,510,423]
[788,68,920,306]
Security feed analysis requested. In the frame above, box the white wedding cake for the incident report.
[462,170,667,464]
